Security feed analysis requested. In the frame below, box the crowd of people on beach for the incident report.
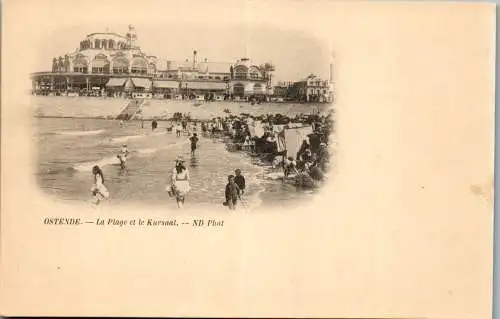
[201,111,333,187]
[89,109,334,209]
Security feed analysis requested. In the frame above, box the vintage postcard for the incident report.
[0,0,495,318]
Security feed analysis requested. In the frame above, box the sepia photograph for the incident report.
[0,0,495,318]
[32,24,336,210]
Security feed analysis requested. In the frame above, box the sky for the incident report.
[35,23,333,83]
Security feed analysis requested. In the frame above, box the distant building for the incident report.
[272,81,293,99]
[272,75,332,103]
[30,26,273,100]
[289,74,332,103]
[229,58,268,98]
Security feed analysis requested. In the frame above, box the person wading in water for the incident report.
[234,169,246,195]
[168,156,191,208]
[189,133,199,155]
[91,165,109,205]
[117,144,129,169]
[175,122,183,137]
[224,175,241,210]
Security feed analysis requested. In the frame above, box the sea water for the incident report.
[36,117,318,210]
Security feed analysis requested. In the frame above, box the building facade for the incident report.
[31,26,272,100]
[284,74,332,103]
[272,81,293,100]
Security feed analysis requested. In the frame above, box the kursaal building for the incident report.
[30,25,273,99]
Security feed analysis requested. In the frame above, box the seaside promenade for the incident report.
[33,96,332,120]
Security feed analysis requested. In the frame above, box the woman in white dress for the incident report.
[175,122,183,137]
[91,165,110,205]
[168,156,191,208]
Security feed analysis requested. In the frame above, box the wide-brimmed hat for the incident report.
[175,155,185,162]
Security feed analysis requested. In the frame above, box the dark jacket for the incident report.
[234,175,246,191]
[189,136,199,146]
[296,140,310,160]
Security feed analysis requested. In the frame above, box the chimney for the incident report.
[204,58,207,62]
[193,50,197,69]
[329,63,333,82]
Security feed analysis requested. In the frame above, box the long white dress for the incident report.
[91,173,110,200]
[168,168,191,196]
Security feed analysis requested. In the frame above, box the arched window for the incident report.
[234,65,248,80]
[112,57,129,74]
[131,58,147,75]
[109,39,115,49]
[249,66,262,80]
[94,39,100,49]
[73,57,88,73]
[91,54,110,74]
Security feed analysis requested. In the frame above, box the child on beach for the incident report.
[153,119,159,131]
[224,175,241,210]
[234,169,246,195]
[283,156,299,181]
[117,144,129,169]
[168,156,191,208]
[176,122,182,137]
[91,165,110,205]
[189,133,199,155]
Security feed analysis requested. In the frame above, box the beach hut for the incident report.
[283,126,313,159]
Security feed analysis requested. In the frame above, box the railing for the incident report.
[117,99,133,115]
[233,76,269,81]
[116,99,144,120]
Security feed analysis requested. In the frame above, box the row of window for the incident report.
[234,74,265,80]
[308,89,328,94]
[157,74,230,81]
[70,68,268,81]
[74,67,152,75]
[80,39,128,51]
[69,68,266,80]
[307,81,329,87]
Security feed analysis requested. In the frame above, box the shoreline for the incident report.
[33,96,334,122]
[37,116,335,207]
